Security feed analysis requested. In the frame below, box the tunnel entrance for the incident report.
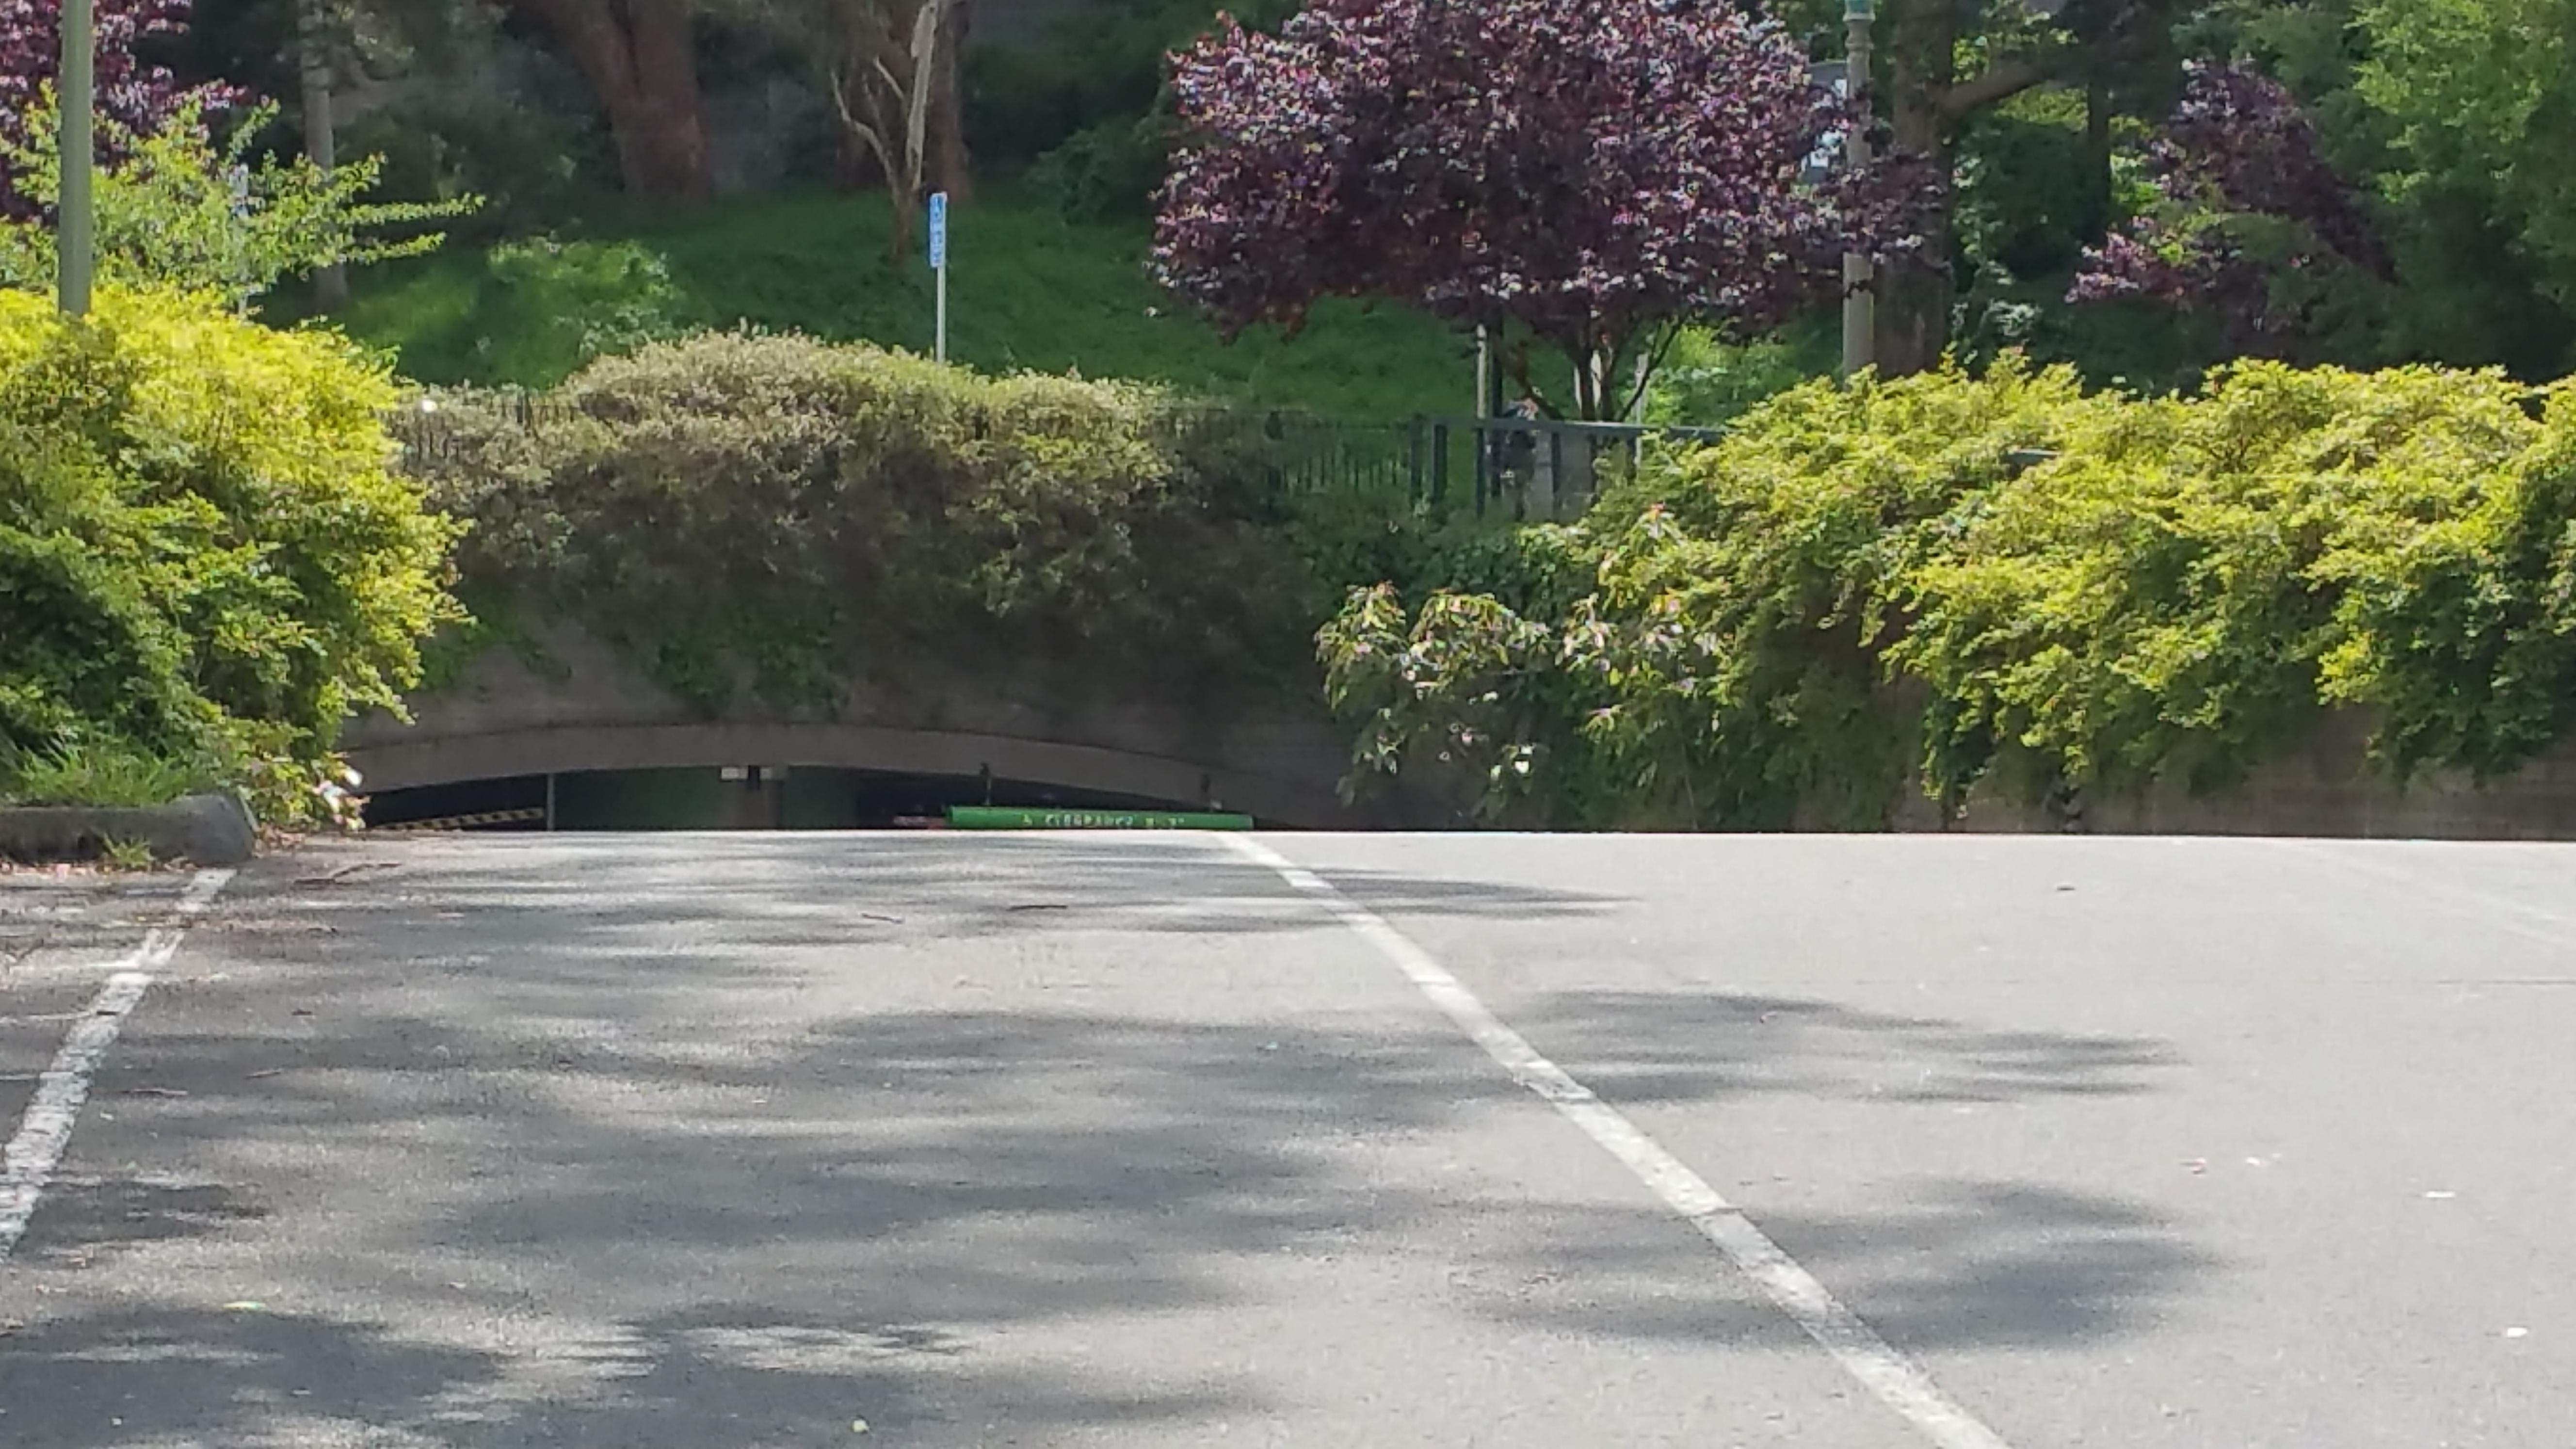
[360,765,1227,833]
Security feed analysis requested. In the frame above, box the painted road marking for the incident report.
[1224,837,2018,1449]
[0,868,234,1262]
[376,806,547,832]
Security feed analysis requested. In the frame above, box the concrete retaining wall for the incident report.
[344,618,1387,829]
[354,618,2576,839]
[1920,713,2576,840]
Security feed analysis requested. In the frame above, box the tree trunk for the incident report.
[824,0,968,264]
[1572,349,1601,422]
[2081,77,2114,242]
[885,187,918,267]
[299,0,348,309]
[929,0,971,201]
[1877,0,1955,377]
[833,125,881,190]
[626,0,711,199]
[518,0,713,203]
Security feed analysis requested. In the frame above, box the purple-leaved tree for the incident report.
[2070,61,2389,356]
[1152,0,1915,420]
[0,0,235,209]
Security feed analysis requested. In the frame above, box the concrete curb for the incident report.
[0,791,259,866]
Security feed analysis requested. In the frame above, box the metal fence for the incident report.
[382,393,570,468]
[386,399,1725,526]
[1201,413,1729,522]
[1407,415,1726,521]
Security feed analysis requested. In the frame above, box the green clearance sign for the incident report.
[945,806,1254,831]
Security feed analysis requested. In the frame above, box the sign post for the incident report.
[927,191,949,364]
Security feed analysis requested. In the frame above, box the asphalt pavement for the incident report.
[1,831,2571,1447]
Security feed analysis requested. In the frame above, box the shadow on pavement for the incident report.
[1511,989,2177,1106]
[0,1304,1242,1447]
[0,834,2209,1444]
[11,1175,269,1265]
[229,833,1626,949]
[1459,1181,2211,1352]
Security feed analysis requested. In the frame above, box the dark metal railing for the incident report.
[383,391,572,468]
[1408,415,1727,521]
[386,398,1726,526]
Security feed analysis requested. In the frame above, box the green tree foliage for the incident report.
[1320,358,2576,829]
[1893,362,2576,795]
[2357,0,2576,308]
[2148,0,2576,379]
[60,0,2562,393]
[0,288,462,820]
[975,0,1298,220]
[0,98,474,308]
[1641,324,1838,429]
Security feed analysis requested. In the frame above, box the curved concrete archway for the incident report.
[339,618,1378,829]
[345,720,1347,827]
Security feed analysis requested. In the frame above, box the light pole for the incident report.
[1839,0,1874,378]
[57,0,96,316]
[1475,324,1491,418]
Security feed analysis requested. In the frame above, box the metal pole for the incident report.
[1475,324,1491,419]
[58,0,96,316]
[928,190,950,363]
[1839,0,1875,379]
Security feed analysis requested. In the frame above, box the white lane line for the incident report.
[1224,837,2016,1449]
[0,868,234,1262]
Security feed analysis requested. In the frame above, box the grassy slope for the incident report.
[332,191,1480,420]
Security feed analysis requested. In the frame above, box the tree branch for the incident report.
[869,53,906,105]
[1937,51,2065,129]
[904,0,949,187]
[1500,337,1562,421]
[827,66,897,179]
[1611,320,1686,422]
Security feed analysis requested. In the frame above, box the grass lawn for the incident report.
[324,190,1482,421]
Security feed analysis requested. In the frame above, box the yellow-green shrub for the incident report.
[0,289,460,817]
[1578,359,2120,823]
[1320,357,2576,827]
[1896,362,2576,798]
[1321,358,2118,827]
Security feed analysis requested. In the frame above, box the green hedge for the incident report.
[405,331,1339,712]
[0,289,461,821]
[1320,357,2576,829]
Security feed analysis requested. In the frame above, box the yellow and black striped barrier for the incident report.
[373,806,546,833]
[945,805,1253,830]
